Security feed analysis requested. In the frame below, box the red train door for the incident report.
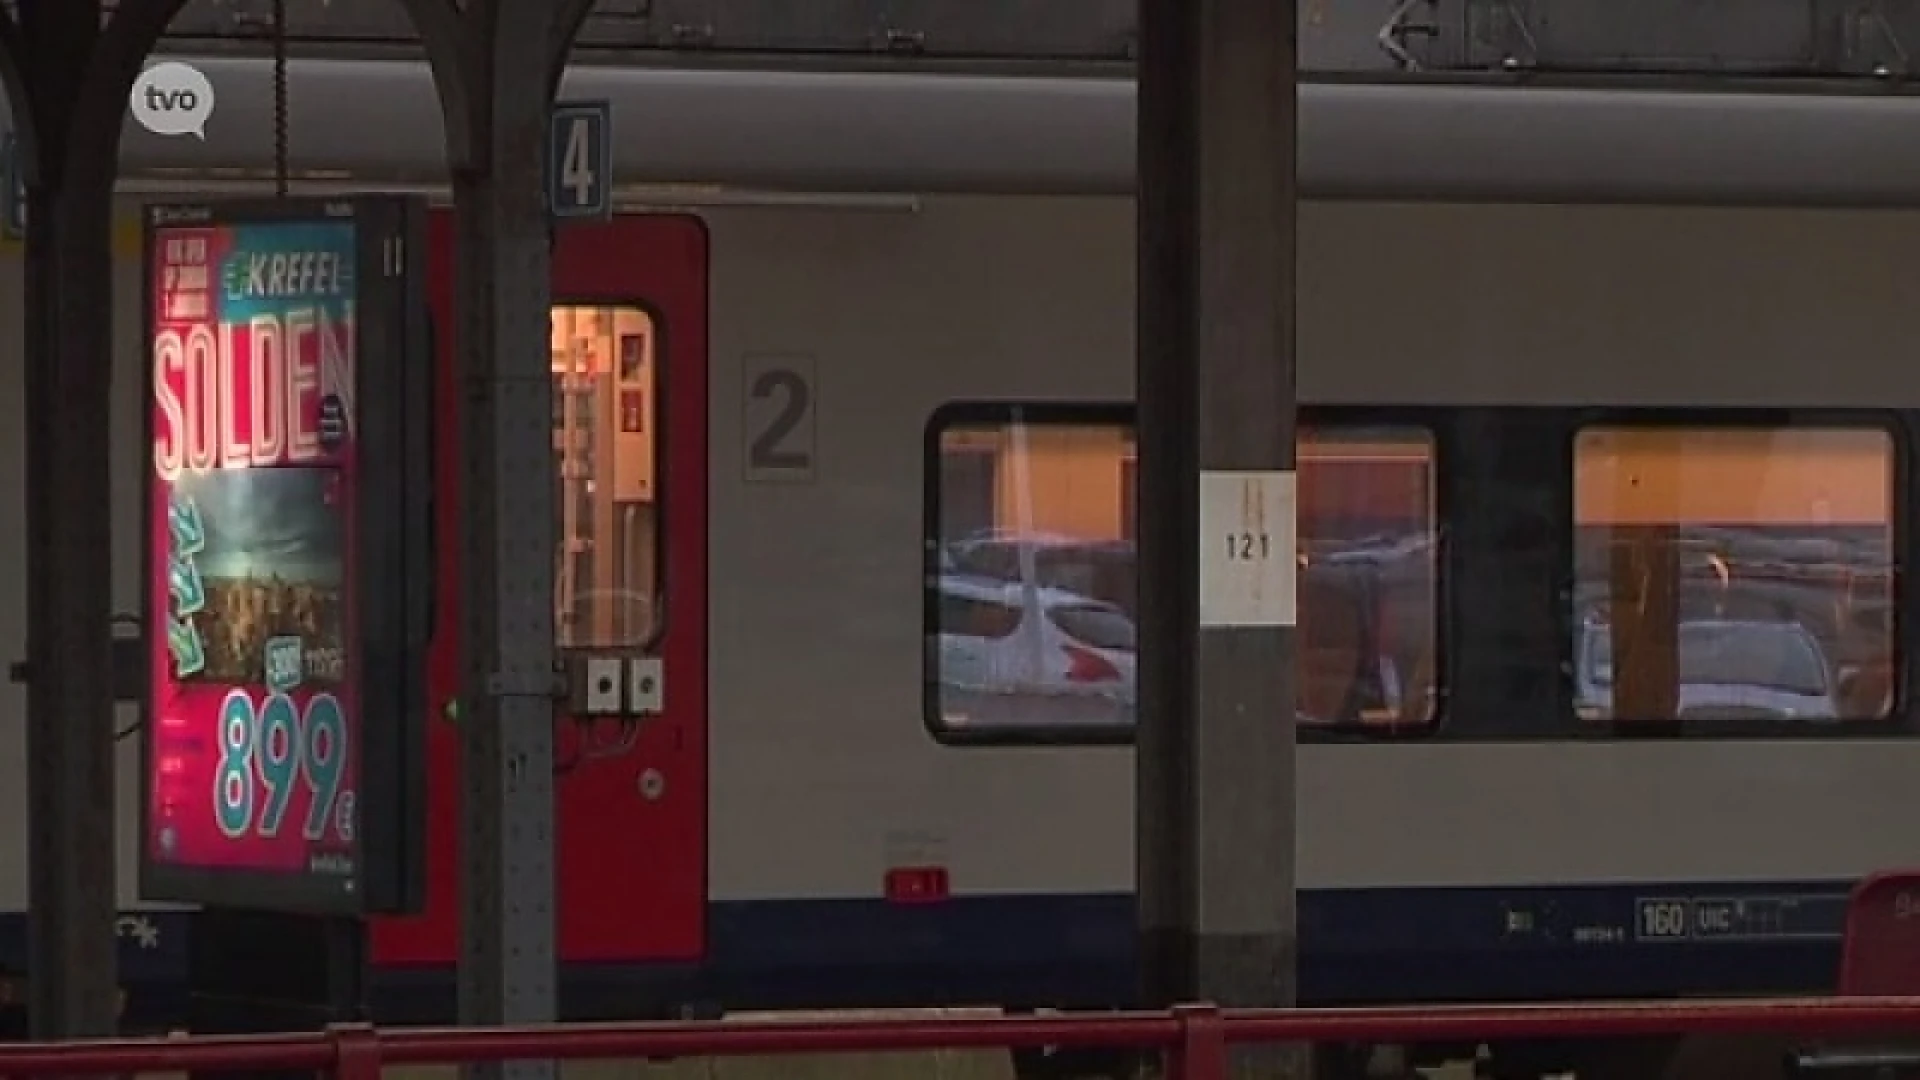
[372,213,709,966]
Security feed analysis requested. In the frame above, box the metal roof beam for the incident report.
[153,0,1920,77]
[153,0,1410,71]
[161,0,1145,59]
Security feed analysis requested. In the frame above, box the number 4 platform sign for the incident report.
[549,100,612,221]
[140,196,433,916]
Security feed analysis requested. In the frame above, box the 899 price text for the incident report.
[214,689,354,843]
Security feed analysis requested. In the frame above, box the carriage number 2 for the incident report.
[214,689,352,842]
[748,367,813,471]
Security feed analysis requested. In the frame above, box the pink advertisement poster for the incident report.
[146,220,362,884]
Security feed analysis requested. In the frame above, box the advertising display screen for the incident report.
[142,198,430,915]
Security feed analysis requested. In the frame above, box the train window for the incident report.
[925,407,1440,741]
[550,304,663,650]
[1571,425,1895,727]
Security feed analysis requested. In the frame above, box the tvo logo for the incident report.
[130,62,215,139]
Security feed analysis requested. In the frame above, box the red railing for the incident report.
[6,998,1920,1080]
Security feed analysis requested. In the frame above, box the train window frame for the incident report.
[1564,408,1907,738]
[921,400,1449,748]
[548,297,671,656]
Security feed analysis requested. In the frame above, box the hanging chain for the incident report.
[272,0,289,197]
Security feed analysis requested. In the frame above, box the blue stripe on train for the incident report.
[0,880,1855,1029]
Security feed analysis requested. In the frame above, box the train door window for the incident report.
[551,304,664,650]
[1571,425,1895,727]
[923,406,1440,742]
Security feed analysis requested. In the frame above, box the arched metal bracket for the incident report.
[388,0,601,175]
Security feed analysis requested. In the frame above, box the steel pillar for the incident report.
[397,3,594,1077]
[0,0,189,1040]
[451,155,563,1080]
[20,176,118,1042]
[1134,0,1303,1074]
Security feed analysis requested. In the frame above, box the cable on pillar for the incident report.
[271,0,289,197]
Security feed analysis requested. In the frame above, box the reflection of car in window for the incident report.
[942,529,1438,730]
[932,573,1136,717]
[1045,603,1135,653]
[945,534,1138,617]
[1575,615,1839,722]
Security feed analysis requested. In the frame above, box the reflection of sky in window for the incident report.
[173,468,342,585]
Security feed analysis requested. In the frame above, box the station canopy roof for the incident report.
[7,0,1920,204]
[99,0,1920,79]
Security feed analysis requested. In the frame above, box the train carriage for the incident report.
[5,54,1920,1079]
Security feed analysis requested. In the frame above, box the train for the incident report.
[5,49,1920,1080]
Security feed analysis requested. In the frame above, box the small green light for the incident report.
[442,698,460,724]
